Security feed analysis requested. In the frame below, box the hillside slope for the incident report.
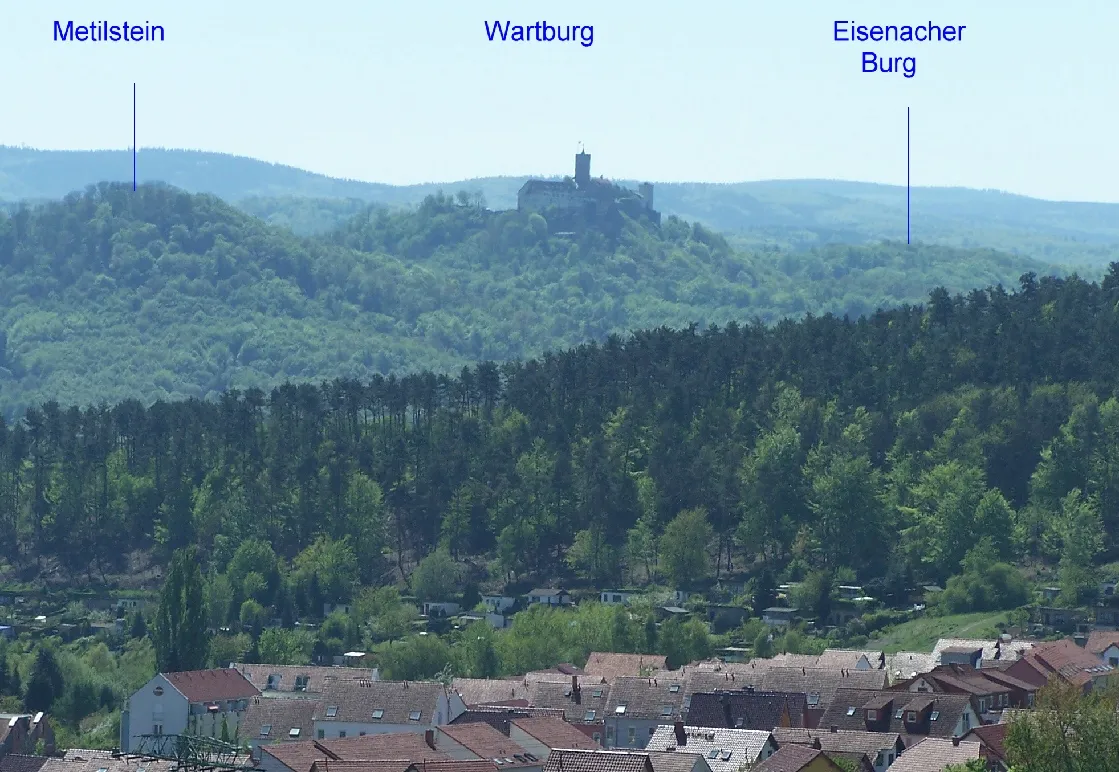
[3,146,1118,265]
[0,182,1066,417]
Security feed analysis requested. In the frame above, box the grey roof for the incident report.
[686,691,809,730]
[234,663,378,694]
[317,679,447,725]
[606,677,688,722]
[453,678,531,706]
[241,696,318,745]
[818,689,976,743]
[646,726,774,772]
[772,727,903,757]
[542,750,652,772]
[528,679,610,723]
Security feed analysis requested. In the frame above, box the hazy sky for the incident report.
[3,1,1117,201]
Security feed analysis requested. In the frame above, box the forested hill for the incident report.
[4,146,1119,265]
[0,183,1063,417]
[2,267,1119,604]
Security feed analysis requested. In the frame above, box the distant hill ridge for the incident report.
[4,146,1119,265]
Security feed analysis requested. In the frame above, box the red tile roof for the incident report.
[754,746,840,772]
[1085,630,1119,656]
[583,654,667,683]
[164,668,260,703]
[963,723,1008,763]
[438,724,534,767]
[512,717,601,750]
[263,735,448,772]
[1022,639,1115,687]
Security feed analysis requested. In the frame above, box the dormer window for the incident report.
[906,711,917,723]
[866,709,877,721]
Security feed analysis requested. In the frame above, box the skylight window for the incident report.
[894,709,904,719]
[669,684,681,693]
[707,750,720,760]
[325,706,338,718]
[661,705,673,716]
[409,710,422,721]
[807,693,820,707]
[584,710,596,722]
[289,728,300,738]
[372,709,384,720]
[846,706,856,716]
[930,711,940,721]
[260,724,271,737]
[720,752,732,761]
[524,754,538,763]
[493,760,505,766]
[593,689,604,698]
[615,704,627,715]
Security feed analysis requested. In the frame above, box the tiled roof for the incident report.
[686,691,808,730]
[643,752,706,772]
[895,663,1036,699]
[748,668,888,711]
[932,639,1000,663]
[512,717,601,750]
[584,653,667,683]
[753,746,838,772]
[262,734,449,772]
[1085,630,1119,656]
[886,653,939,683]
[1021,639,1115,687]
[606,677,687,722]
[309,762,412,772]
[318,679,448,725]
[241,695,318,745]
[407,764,504,772]
[59,753,112,763]
[528,680,610,723]
[888,738,980,772]
[772,727,903,757]
[163,668,260,703]
[646,726,774,772]
[523,671,596,684]
[770,651,883,672]
[453,678,531,706]
[0,756,48,772]
[818,690,975,743]
[437,723,534,767]
[453,706,566,733]
[40,758,176,772]
[963,723,1008,762]
[234,664,378,694]
[542,750,652,772]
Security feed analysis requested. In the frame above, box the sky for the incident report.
[3,1,1118,201]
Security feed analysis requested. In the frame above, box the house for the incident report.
[436,723,541,772]
[961,724,1009,771]
[541,749,710,772]
[888,737,980,772]
[706,606,749,631]
[936,647,982,669]
[423,602,462,618]
[646,723,778,772]
[818,690,979,746]
[604,677,688,749]
[510,716,601,759]
[1094,604,1119,628]
[258,733,450,772]
[115,597,148,613]
[234,664,379,694]
[486,613,512,630]
[525,589,570,607]
[452,678,531,707]
[1099,578,1119,598]
[885,654,939,684]
[600,591,640,606]
[240,697,318,759]
[772,727,904,772]
[685,691,809,731]
[38,754,176,772]
[120,668,260,752]
[526,676,609,743]
[323,603,353,617]
[482,596,516,613]
[887,664,1037,721]
[837,587,866,601]
[1005,638,1116,693]
[585,654,667,683]
[754,745,847,772]
[762,608,799,628]
[313,679,465,739]
[699,666,891,720]
[1085,630,1119,666]
[0,713,56,756]
[1035,607,1088,630]
[772,651,884,672]
[1039,587,1061,603]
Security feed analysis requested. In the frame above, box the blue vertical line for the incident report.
[907,106,911,245]
[133,83,137,191]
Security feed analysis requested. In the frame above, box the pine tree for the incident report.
[153,548,210,672]
[24,647,63,712]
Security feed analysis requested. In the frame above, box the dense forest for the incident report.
[0,182,1068,415]
[5,147,1119,266]
[1,267,1118,614]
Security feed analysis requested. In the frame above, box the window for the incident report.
[289,728,301,738]
[592,733,601,743]
[1000,694,1008,707]
[584,710,596,722]
[260,725,272,737]
[875,752,883,766]
[615,704,627,715]
[930,711,940,721]
[317,730,325,740]
[807,693,820,707]
[338,731,346,738]
[372,709,384,720]
[649,728,655,736]
[152,725,163,736]
[978,699,986,712]
[267,674,280,690]
[707,751,720,760]
[888,753,894,764]
[593,689,603,698]
[606,726,614,741]
[846,707,856,716]
[720,752,732,762]
[524,755,538,763]
[409,711,422,721]
[669,684,680,693]
[613,595,621,603]
[661,705,673,716]
[295,675,309,692]
[865,709,877,721]
[1110,656,1118,667]
[325,706,338,718]
[906,711,917,723]
[627,727,636,747]
[894,709,903,720]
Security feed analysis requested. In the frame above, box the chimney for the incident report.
[952,737,960,747]
[722,696,732,728]
[829,726,838,733]
[572,675,582,704]
[674,721,686,747]
[425,730,436,750]
[812,738,821,750]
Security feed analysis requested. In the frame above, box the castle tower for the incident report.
[638,182,654,210]
[575,150,591,187]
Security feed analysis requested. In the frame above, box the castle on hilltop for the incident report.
[516,150,660,231]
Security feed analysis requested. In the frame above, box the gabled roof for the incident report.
[453,706,567,733]
[584,653,667,683]
[309,762,412,772]
[686,691,808,730]
[1086,630,1119,656]
[962,723,1008,763]
[162,668,260,703]
[40,758,175,772]
[542,750,652,772]
[772,727,903,757]
[241,696,318,744]
[818,690,975,743]
[234,663,378,694]
[262,733,448,772]
[1018,638,1115,687]
[885,653,939,682]
[605,677,687,721]
[754,745,842,772]
[771,651,883,671]
[646,726,774,772]
[453,678,531,706]
[528,680,610,723]
[317,679,448,725]
[438,724,535,768]
[512,717,601,750]
[0,756,48,772]
[888,738,980,772]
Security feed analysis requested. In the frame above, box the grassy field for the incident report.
[866,611,1013,653]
